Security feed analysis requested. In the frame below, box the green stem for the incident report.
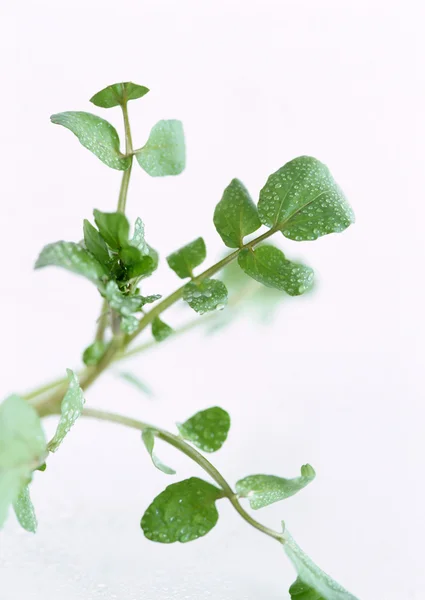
[81,407,284,543]
[117,101,134,214]
[28,226,279,414]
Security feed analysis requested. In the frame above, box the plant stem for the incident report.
[81,407,284,544]
[117,101,134,214]
[28,226,279,414]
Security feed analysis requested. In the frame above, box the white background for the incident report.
[0,1,423,599]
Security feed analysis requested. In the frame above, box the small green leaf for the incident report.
[135,119,185,177]
[82,340,107,366]
[289,578,324,599]
[130,217,150,254]
[36,463,47,472]
[121,315,139,334]
[238,245,314,296]
[167,237,206,279]
[51,112,131,170]
[258,156,355,241]
[142,429,175,475]
[118,246,154,280]
[236,464,315,509]
[104,281,142,315]
[93,210,130,250]
[47,370,85,453]
[83,219,110,267]
[13,486,37,533]
[284,530,358,600]
[213,179,261,248]
[183,279,228,315]
[117,372,154,397]
[177,407,230,452]
[90,82,149,108]
[141,477,222,543]
[0,395,47,529]
[35,241,107,284]
[151,317,173,342]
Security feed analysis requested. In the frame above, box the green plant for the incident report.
[0,82,358,599]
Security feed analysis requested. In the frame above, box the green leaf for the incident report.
[90,82,149,108]
[152,317,173,342]
[121,315,139,334]
[183,278,228,315]
[83,219,110,267]
[104,281,142,315]
[177,407,230,452]
[167,237,206,279]
[289,578,324,599]
[141,477,222,543]
[13,486,37,533]
[0,395,47,529]
[82,340,107,366]
[51,112,131,171]
[118,246,154,280]
[93,210,130,250]
[135,119,185,177]
[130,217,150,255]
[258,156,355,241]
[236,464,316,509]
[284,529,358,600]
[213,179,261,248]
[35,241,107,284]
[238,245,314,296]
[47,370,85,453]
[117,372,154,397]
[142,429,175,475]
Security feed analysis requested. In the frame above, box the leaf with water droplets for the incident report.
[90,82,149,108]
[152,317,173,342]
[93,210,130,251]
[35,241,107,284]
[118,245,155,280]
[121,315,139,334]
[83,219,110,267]
[51,112,131,170]
[117,372,154,397]
[167,237,206,279]
[142,429,175,475]
[13,485,37,533]
[130,217,150,255]
[284,529,359,600]
[214,179,261,248]
[258,156,354,241]
[82,340,107,366]
[177,407,230,453]
[141,477,222,543]
[238,245,314,296]
[135,119,185,177]
[48,370,85,453]
[183,278,228,315]
[0,395,47,529]
[236,464,315,509]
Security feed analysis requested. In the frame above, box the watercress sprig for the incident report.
[0,81,358,599]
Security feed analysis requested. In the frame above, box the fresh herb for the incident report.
[0,82,358,599]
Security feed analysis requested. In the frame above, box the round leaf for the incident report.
[135,120,185,177]
[213,178,261,248]
[90,82,149,108]
[141,477,222,543]
[183,278,228,315]
[238,245,314,296]
[258,156,354,241]
[177,407,230,452]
